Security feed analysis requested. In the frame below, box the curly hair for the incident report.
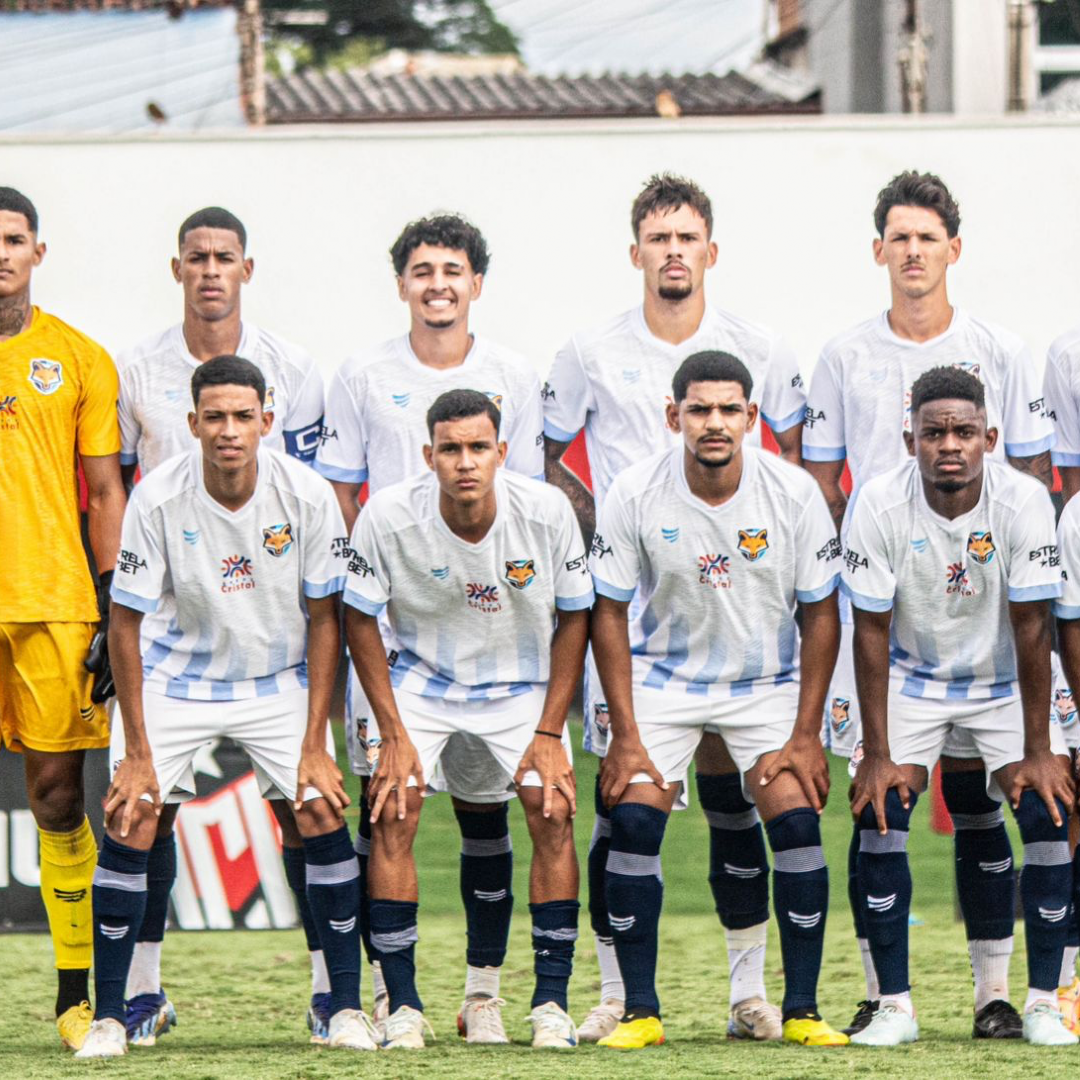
[391,213,490,276]
[909,365,984,416]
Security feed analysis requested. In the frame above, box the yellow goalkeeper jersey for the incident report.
[0,307,119,622]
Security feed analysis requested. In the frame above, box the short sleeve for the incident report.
[758,335,806,434]
[793,485,842,603]
[116,364,140,467]
[589,481,640,601]
[1045,345,1080,467]
[314,366,367,484]
[801,351,846,463]
[504,370,545,480]
[300,482,349,599]
[840,489,895,612]
[76,345,121,458]
[282,362,326,465]
[110,497,166,613]
[1055,500,1080,619]
[551,494,594,611]
[1001,341,1055,458]
[543,338,592,443]
[1006,486,1063,603]
[342,502,391,616]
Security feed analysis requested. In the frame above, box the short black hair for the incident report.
[672,351,753,404]
[0,187,38,233]
[390,213,490,277]
[631,173,713,240]
[874,171,961,238]
[426,388,502,440]
[179,207,247,252]
[910,365,985,416]
[191,354,266,407]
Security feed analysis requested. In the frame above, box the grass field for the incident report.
[0,722,1072,1078]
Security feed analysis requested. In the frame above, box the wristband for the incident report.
[534,729,562,739]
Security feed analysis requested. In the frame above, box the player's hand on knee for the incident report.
[760,735,830,813]
[600,735,667,808]
[1007,749,1074,826]
[515,732,576,819]
[369,736,422,823]
[849,753,910,834]
[296,746,350,819]
[104,754,162,839]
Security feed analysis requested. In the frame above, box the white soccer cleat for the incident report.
[529,1001,578,1048]
[576,999,623,1043]
[74,1018,127,1059]
[849,1002,919,1046]
[327,1008,380,1050]
[727,996,783,1041]
[458,997,510,1044]
[381,1005,434,1049]
[1023,1001,1080,1046]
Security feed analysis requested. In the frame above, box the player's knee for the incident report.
[26,768,84,831]
[696,771,755,816]
[1013,788,1068,842]
[609,800,668,856]
[941,769,1000,817]
[370,801,420,855]
[104,800,159,846]
[269,797,304,845]
[856,788,916,836]
[524,796,574,852]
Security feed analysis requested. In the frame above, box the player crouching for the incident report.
[77,356,376,1057]
[344,389,592,1049]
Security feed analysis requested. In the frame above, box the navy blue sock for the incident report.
[354,796,374,966]
[92,835,149,1022]
[767,808,828,1015]
[847,824,868,939]
[588,776,614,954]
[856,790,916,997]
[135,833,175,945]
[369,899,422,1012]
[605,802,668,1017]
[303,827,361,1014]
[531,899,579,1010]
[696,773,769,930]
[1014,790,1071,992]
[942,771,1015,942]
[282,843,320,953]
[1070,844,1080,955]
[455,804,513,970]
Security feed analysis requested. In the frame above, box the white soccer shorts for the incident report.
[1051,650,1080,751]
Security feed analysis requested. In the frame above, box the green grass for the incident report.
[0,723,1069,1078]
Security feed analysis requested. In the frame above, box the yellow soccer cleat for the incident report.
[597,1015,665,1049]
[782,1014,850,1047]
[57,1000,93,1051]
[1058,977,1080,1036]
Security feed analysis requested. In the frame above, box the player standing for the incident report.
[344,389,591,1049]
[803,171,1055,1036]
[316,214,543,1040]
[543,174,806,1040]
[76,356,374,1057]
[113,207,329,1046]
[846,366,1074,1046]
[589,352,846,1048]
[0,187,126,1050]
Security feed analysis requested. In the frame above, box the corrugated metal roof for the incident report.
[266,69,820,123]
[1,0,231,10]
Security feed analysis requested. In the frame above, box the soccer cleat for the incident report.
[782,1013,850,1046]
[125,991,177,1048]
[577,999,624,1042]
[1058,977,1080,1036]
[727,996,783,1040]
[973,999,1023,1039]
[307,991,332,1045]
[327,1008,380,1050]
[1022,1001,1079,1046]
[57,1000,93,1051]
[597,1014,665,1049]
[528,1002,577,1048]
[458,997,510,1044]
[842,999,879,1036]
[849,1002,918,1046]
[74,1018,127,1059]
[381,1005,434,1049]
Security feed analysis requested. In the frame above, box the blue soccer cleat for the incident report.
[307,991,333,1045]
[125,990,177,1048]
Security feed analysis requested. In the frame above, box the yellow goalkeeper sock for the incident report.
[38,816,97,975]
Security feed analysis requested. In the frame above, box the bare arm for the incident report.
[1009,451,1054,493]
[121,461,138,495]
[1060,466,1080,507]
[330,479,362,535]
[544,435,595,544]
[773,424,803,469]
[81,452,126,576]
[804,459,847,533]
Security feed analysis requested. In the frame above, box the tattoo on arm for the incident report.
[1008,451,1053,492]
[544,436,595,543]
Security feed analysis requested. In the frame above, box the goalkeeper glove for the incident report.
[84,570,115,704]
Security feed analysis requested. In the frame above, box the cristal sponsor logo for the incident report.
[590,533,612,559]
[723,863,762,879]
[0,395,16,415]
[1054,688,1077,727]
[661,526,679,543]
[608,914,636,932]
[946,562,974,597]
[788,910,822,928]
[391,392,410,408]
[28,358,63,395]
[817,537,842,561]
[1029,544,1059,569]
[118,549,148,576]
[505,558,536,590]
[803,407,826,428]
[431,566,450,580]
[698,553,732,589]
[830,696,851,735]
[737,528,768,562]
[220,555,255,593]
[978,858,1012,873]
[329,916,356,934]
[183,528,200,546]
[844,547,868,573]
[466,582,502,613]
[0,393,16,429]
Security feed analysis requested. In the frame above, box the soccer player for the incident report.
[343,389,591,1050]
[846,365,1075,1047]
[76,355,375,1058]
[316,213,543,1039]
[804,171,1055,1037]
[544,174,806,1040]
[0,186,126,1050]
[589,350,846,1049]
[113,207,329,1047]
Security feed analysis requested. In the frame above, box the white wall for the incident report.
[4,114,1080,388]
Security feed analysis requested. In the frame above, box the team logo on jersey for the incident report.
[431,566,450,580]
[262,523,294,558]
[594,703,610,733]
[484,391,504,410]
[505,559,536,590]
[221,555,255,593]
[391,392,410,408]
[967,531,995,565]
[953,361,982,379]
[698,553,732,590]
[466,582,502,613]
[661,526,680,544]
[847,739,865,779]
[946,562,974,597]
[28,358,63,395]
[264,386,276,411]
[1053,689,1078,728]
[830,697,852,736]
[737,529,768,562]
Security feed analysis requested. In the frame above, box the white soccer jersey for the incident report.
[543,304,806,511]
[315,334,544,493]
[842,458,1061,701]
[111,446,349,701]
[1043,324,1080,468]
[589,446,840,698]
[117,322,325,472]
[342,469,593,701]
[1054,493,1080,621]
[803,309,1054,492]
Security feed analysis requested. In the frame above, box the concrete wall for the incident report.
[3,115,1079,388]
